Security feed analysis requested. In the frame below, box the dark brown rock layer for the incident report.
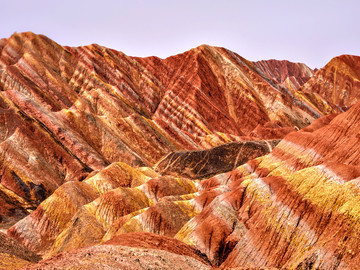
[155,140,280,179]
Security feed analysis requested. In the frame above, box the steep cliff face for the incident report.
[0,32,335,224]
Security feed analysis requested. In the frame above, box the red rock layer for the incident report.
[0,32,179,223]
[10,99,360,269]
[0,232,41,269]
[253,59,314,90]
[137,45,324,137]
[9,140,279,259]
[21,244,210,270]
[7,162,152,255]
[103,232,210,265]
[300,55,360,111]
[3,32,360,269]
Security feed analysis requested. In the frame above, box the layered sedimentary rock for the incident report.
[3,31,360,269]
[254,59,314,91]
[8,162,154,255]
[22,244,210,270]
[139,45,327,137]
[13,99,360,269]
[176,99,360,269]
[0,32,174,224]
[7,138,277,258]
[299,54,360,112]
[0,31,341,224]
[155,139,280,179]
[0,232,41,269]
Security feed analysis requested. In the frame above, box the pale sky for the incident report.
[0,0,359,68]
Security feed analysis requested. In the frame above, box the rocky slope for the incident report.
[2,32,360,269]
[11,98,360,269]
[154,139,280,179]
[253,59,314,91]
[22,244,210,270]
[299,55,360,112]
[215,98,360,269]
[7,139,276,257]
[0,232,40,269]
[0,32,339,224]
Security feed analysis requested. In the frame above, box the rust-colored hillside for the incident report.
[1,32,360,269]
[254,59,314,91]
[299,55,360,111]
[0,32,333,224]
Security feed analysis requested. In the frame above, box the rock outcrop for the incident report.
[176,99,360,269]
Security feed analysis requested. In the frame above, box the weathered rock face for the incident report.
[0,32,337,224]
[0,232,41,269]
[138,45,324,138]
[0,32,176,224]
[21,244,210,270]
[7,162,154,255]
[254,59,314,91]
[13,100,360,269]
[299,55,360,112]
[4,139,273,259]
[176,99,360,269]
[154,140,280,179]
[103,232,210,265]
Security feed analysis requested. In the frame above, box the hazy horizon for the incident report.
[1,0,359,69]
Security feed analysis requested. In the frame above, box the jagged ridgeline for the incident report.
[1,32,360,269]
